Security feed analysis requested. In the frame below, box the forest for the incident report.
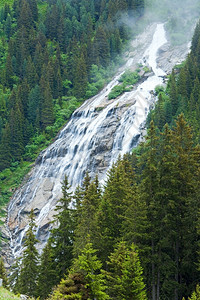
[0,0,200,299]
[0,0,144,218]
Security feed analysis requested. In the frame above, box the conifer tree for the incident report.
[105,241,147,300]
[17,209,39,297]
[0,123,12,171]
[50,241,109,299]
[37,240,57,299]
[138,120,160,300]
[73,52,88,99]
[40,81,54,129]
[50,176,74,282]
[17,0,34,31]
[94,26,110,67]
[73,176,101,257]
[169,70,179,115]
[96,157,134,263]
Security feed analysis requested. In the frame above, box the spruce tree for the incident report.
[50,176,74,282]
[96,157,134,264]
[37,240,57,299]
[73,176,101,257]
[17,209,39,297]
[50,241,109,300]
[138,120,160,300]
[105,241,147,300]
[40,81,54,129]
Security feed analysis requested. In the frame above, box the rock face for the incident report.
[5,23,191,263]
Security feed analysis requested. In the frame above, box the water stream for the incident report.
[7,23,169,257]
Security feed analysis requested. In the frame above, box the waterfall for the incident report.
[7,23,183,258]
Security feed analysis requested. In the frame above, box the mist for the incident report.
[119,0,200,46]
[144,0,200,45]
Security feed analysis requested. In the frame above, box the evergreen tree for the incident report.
[17,0,34,31]
[50,176,74,282]
[17,209,39,297]
[169,69,179,115]
[73,176,101,257]
[96,157,133,263]
[0,123,12,171]
[50,241,109,299]
[105,241,147,300]
[73,52,88,99]
[37,241,57,299]
[138,120,160,300]
[40,81,54,129]
[94,25,110,67]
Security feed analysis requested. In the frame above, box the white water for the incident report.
[8,24,168,257]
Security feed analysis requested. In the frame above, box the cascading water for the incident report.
[6,23,188,259]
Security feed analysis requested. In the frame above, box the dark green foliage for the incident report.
[73,175,101,257]
[37,175,75,296]
[50,242,109,300]
[37,241,57,299]
[16,209,39,297]
[0,0,144,176]
[105,241,147,300]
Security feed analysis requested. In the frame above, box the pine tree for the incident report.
[28,85,41,127]
[37,241,57,299]
[17,209,39,297]
[96,157,134,263]
[73,241,109,300]
[40,81,54,129]
[138,121,160,300]
[0,123,12,171]
[5,54,14,88]
[9,104,24,161]
[17,0,34,31]
[105,241,147,300]
[73,176,101,257]
[170,114,200,299]
[94,25,110,67]
[73,52,88,99]
[50,176,74,282]
[50,241,109,299]
[169,70,179,115]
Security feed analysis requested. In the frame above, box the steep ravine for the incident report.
[4,23,190,262]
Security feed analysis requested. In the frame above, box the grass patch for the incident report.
[108,70,140,100]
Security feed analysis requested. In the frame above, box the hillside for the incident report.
[1,0,200,300]
[0,0,144,226]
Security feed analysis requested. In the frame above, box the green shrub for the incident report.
[108,84,125,100]
[119,70,140,85]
